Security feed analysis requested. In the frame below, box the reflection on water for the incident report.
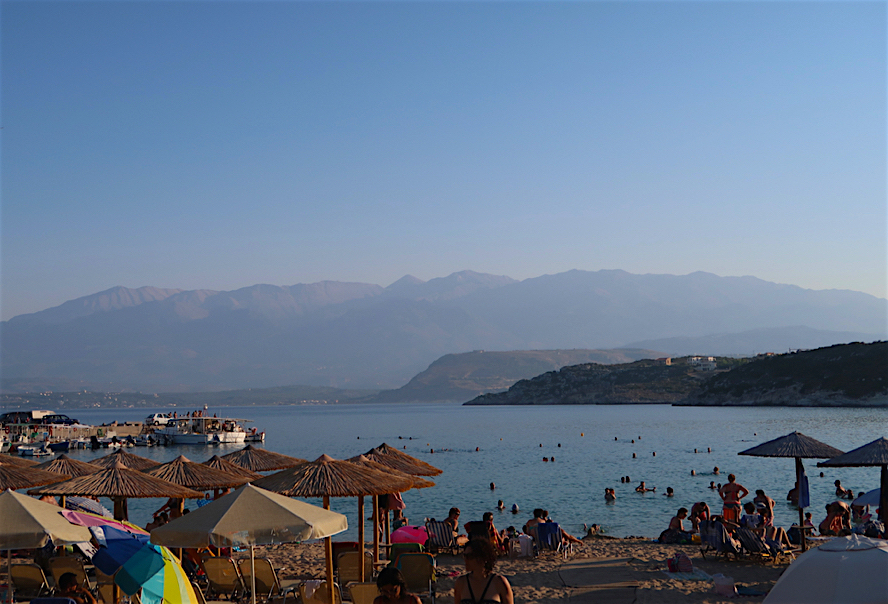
[67,403,887,538]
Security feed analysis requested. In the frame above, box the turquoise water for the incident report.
[64,403,887,539]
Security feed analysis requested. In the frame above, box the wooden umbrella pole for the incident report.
[796,458,806,552]
[7,550,12,604]
[251,544,257,604]
[324,496,334,604]
[358,496,365,582]
[372,496,380,566]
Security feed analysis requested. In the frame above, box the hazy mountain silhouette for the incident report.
[2,270,885,392]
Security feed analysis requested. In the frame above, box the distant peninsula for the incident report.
[464,341,888,407]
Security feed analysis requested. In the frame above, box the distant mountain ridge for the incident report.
[2,269,885,391]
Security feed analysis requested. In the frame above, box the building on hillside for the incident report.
[656,357,672,366]
[688,356,716,371]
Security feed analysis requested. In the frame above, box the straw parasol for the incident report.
[34,454,102,477]
[151,484,347,604]
[202,454,262,480]
[0,453,38,467]
[347,455,436,490]
[90,449,159,471]
[818,437,888,523]
[0,463,69,491]
[28,460,202,521]
[221,445,307,472]
[362,443,443,476]
[143,455,252,517]
[739,431,844,551]
[254,454,417,602]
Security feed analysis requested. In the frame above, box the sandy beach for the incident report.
[254,535,790,604]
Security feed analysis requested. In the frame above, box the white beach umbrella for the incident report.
[852,488,880,507]
[762,535,888,604]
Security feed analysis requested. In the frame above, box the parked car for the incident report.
[144,413,172,426]
[39,414,79,425]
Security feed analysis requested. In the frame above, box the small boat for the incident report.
[18,445,53,457]
[155,415,250,445]
[47,441,70,453]
[244,428,265,443]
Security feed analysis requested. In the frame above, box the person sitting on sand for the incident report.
[819,502,849,536]
[523,509,545,534]
[465,512,506,553]
[635,481,656,493]
[754,489,776,527]
[719,474,749,524]
[658,508,693,544]
[690,501,710,532]
[375,567,421,604]
[454,539,514,604]
[57,572,98,604]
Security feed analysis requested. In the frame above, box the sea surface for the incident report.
[60,403,887,540]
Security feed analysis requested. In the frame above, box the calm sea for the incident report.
[63,403,887,540]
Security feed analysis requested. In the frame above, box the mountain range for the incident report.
[2,269,885,392]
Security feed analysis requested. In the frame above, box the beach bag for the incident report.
[712,574,736,597]
[667,552,693,573]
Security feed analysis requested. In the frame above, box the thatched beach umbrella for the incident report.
[819,437,888,523]
[221,445,307,472]
[362,443,443,476]
[143,455,252,516]
[28,461,202,521]
[254,454,416,601]
[740,431,845,551]
[90,449,159,472]
[35,454,101,478]
[202,454,263,480]
[0,453,38,467]
[0,463,69,491]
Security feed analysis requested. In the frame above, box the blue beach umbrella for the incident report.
[89,526,197,604]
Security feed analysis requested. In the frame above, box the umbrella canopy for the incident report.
[65,496,113,517]
[34,454,102,478]
[0,489,92,550]
[143,455,251,491]
[347,455,436,490]
[220,445,306,472]
[762,535,888,603]
[28,461,202,521]
[0,453,38,467]
[819,437,888,523]
[361,443,442,476]
[202,454,262,480]
[90,449,160,471]
[852,488,880,507]
[61,509,148,535]
[150,483,348,547]
[252,454,416,498]
[739,432,845,459]
[91,525,198,604]
[0,463,69,491]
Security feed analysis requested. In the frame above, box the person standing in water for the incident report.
[454,539,513,604]
[719,474,749,524]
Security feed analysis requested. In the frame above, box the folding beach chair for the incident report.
[48,556,96,591]
[347,582,379,604]
[698,519,740,560]
[424,521,459,556]
[202,557,245,601]
[299,581,342,604]
[331,542,360,572]
[735,528,792,562]
[335,551,373,585]
[10,563,53,600]
[394,553,436,604]
[388,542,423,566]
[536,522,571,559]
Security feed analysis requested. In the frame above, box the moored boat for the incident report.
[154,416,249,445]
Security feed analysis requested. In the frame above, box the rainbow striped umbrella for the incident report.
[90,526,198,604]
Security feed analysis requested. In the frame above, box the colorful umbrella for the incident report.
[65,496,112,517]
[61,509,148,535]
[90,526,197,604]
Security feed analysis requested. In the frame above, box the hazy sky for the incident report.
[2,1,886,321]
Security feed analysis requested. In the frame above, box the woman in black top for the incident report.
[453,539,513,604]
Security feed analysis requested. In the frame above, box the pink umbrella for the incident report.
[391,525,428,544]
[61,509,149,535]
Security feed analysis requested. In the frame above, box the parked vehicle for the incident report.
[39,414,79,425]
[144,413,172,426]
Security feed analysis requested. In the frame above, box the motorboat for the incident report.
[154,415,248,445]
[18,444,53,457]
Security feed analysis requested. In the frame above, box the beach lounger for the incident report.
[735,528,793,562]
[10,563,53,600]
[331,542,360,572]
[698,519,740,560]
[202,557,245,601]
[48,556,96,591]
[388,542,423,565]
[299,581,342,604]
[336,551,373,585]
[394,553,436,604]
[425,521,459,556]
[346,582,379,604]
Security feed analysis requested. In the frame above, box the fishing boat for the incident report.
[153,415,249,445]
[18,444,53,457]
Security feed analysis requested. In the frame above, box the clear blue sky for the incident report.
[2,1,886,320]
